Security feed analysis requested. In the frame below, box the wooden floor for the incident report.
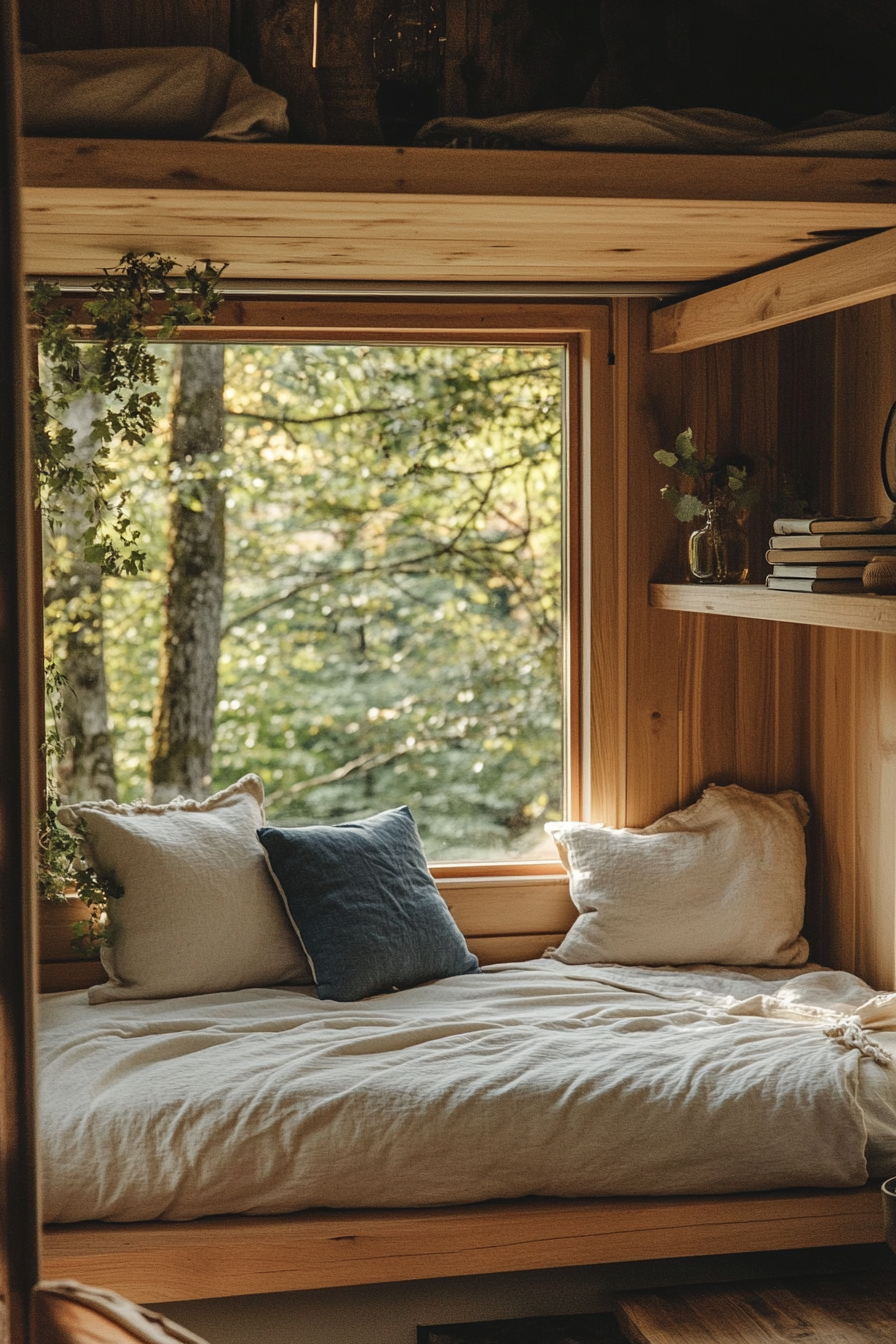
[616,1271,896,1343]
[20,140,896,283]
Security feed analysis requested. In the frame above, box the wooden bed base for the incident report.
[41,1187,884,1304]
[39,881,887,1303]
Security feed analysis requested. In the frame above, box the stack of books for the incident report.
[767,516,896,593]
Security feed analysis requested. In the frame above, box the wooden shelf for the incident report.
[649,583,896,634]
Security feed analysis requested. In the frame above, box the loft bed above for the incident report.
[20,138,896,289]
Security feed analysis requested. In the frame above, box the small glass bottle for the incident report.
[373,1,445,145]
[688,504,749,584]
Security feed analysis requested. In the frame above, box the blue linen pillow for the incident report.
[257,806,480,1001]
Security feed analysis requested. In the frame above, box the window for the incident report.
[44,301,608,865]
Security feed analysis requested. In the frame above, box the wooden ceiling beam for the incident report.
[650,226,896,353]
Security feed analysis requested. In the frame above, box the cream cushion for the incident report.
[545,784,810,968]
[59,775,312,1003]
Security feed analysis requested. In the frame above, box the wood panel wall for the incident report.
[622,297,896,989]
[20,0,894,143]
[621,299,804,816]
[795,300,896,989]
[19,0,603,144]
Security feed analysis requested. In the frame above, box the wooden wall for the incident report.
[794,301,896,990]
[619,300,804,823]
[19,0,895,143]
[19,0,603,144]
[621,297,896,989]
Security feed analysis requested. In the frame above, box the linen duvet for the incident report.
[40,960,896,1223]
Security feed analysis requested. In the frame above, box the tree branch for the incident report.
[264,738,434,809]
[226,364,559,433]
[227,405,394,428]
[221,487,503,633]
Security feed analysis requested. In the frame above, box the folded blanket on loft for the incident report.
[416,105,896,157]
[40,960,896,1223]
[21,48,289,142]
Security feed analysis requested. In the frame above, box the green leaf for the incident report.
[654,450,679,468]
[675,458,705,479]
[734,483,761,511]
[675,428,697,459]
[674,493,706,523]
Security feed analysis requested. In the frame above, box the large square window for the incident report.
[45,337,572,863]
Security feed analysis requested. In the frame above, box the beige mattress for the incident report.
[40,960,896,1223]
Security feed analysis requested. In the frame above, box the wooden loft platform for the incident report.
[20,139,896,285]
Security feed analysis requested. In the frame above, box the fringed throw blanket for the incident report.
[416,106,896,157]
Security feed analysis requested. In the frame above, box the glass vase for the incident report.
[373,1,444,145]
[688,505,749,584]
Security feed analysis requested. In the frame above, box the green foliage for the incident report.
[675,428,697,459]
[31,253,225,577]
[34,253,225,935]
[654,426,760,522]
[39,665,123,956]
[101,342,564,860]
[660,484,706,523]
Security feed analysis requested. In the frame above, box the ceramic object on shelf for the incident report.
[863,555,896,595]
[688,505,749,584]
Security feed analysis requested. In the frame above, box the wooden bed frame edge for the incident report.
[41,1186,884,1304]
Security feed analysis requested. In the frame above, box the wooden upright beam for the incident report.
[650,227,896,353]
[0,2,42,1340]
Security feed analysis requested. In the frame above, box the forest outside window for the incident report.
[44,336,571,863]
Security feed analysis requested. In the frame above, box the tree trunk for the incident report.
[150,344,226,803]
[43,390,118,803]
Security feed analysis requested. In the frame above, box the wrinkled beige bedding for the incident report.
[22,48,288,142]
[40,960,896,1223]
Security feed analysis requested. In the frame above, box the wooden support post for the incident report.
[0,2,42,1339]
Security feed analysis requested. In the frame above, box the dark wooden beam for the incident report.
[0,4,42,1342]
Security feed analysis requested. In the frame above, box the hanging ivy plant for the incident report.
[32,252,226,950]
[32,252,225,574]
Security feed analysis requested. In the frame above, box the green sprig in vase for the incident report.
[654,428,759,585]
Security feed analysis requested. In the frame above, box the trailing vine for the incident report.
[33,252,226,951]
[32,253,225,574]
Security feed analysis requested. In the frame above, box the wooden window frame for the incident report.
[65,297,620,868]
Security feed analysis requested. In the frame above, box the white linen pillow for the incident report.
[545,783,810,968]
[58,774,312,1003]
